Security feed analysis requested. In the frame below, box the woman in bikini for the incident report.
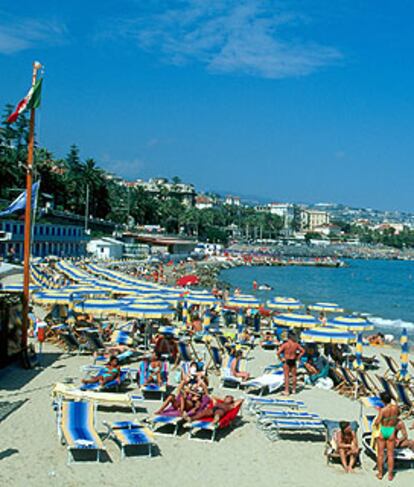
[82,356,120,386]
[374,391,400,480]
[144,352,163,387]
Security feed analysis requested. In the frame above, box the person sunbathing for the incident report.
[260,331,279,347]
[82,356,120,386]
[336,421,359,473]
[144,352,163,387]
[229,349,250,381]
[395,420,414,451]
[187,395,243,424]
[155,382,187,415]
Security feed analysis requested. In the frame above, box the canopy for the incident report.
[186,293,219,306]
[120,304,174,319]
[267,297,303,310]
[273,313,320,329]
[301,326,356,344]
[308,302,344,313]
[399,328,410,380]
[73,299,122,315]
[226,295,260,308]
[328,316,374,333]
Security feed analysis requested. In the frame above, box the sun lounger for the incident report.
[58,329,87,354]
[257,410,320,430]
[58,400,106,464]
[375,375,399,402]
[245,396,305,414]
[80,369,130,392]
[243,370,284,396]
[185,402,242,442]
[103,420,155,459]
[147,414,183,436]
[391,381,414,417]
[137,360,169,400]
[381,353,399,377]
[362,431,414,465]
[52,382,143,413]
[262,418,326,441]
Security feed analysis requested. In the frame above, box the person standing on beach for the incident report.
[277,332,305,395]
[374,391,400,481]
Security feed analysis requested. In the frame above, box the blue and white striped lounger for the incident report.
[104,420,155,459]
[263,419,326,441]
[246,396,305,413]
[60,400,106,464]
[148,415,183,436]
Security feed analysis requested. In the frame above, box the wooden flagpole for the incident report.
[21,61,42,357]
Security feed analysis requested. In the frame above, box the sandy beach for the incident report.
[0,340,413,487]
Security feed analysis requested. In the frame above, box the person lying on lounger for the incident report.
[186,395,243,424]
[260,331,279,347]
[144,352,163,387]
[82,356,120,386]
[336,421,359,473]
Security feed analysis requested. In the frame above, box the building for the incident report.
[0,219,88,260]
[374,222,405,235]
[300,209,330,231]
[125,234,197,255]
[195,195,214,210]
[255,202,294,228]
[225,195,241,207]
[87,237,124,260]
[126,178,196,207]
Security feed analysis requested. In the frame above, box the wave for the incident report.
[369,316,414,330]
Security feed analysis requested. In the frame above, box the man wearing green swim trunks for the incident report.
[374,392,400,481]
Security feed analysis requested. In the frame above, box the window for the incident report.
[45,227,49,236]
[57,228,61,236]
[13,224,17,233]
[62,228,66,237]
[39,226,44,236]
[5,223,10,232]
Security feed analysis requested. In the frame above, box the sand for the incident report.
[1,272,413,486]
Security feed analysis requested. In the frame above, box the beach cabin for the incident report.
[87,237,124,260]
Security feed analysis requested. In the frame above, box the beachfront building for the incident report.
[87,237,124,260]
[0,219,88,260]
[374,222,405,235]
[300,209,330,231]
[225,195,241,207]
[195,195,214,210]
[255,202,294,229]
[125,177,196,207]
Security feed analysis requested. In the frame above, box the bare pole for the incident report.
[22,61,42,353]
[85,183,90,232]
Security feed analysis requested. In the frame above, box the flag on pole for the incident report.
[0,181,40,217]
[6,78,43,124]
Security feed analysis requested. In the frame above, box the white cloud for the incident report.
[0,13,68,54]
[107,0,341,79]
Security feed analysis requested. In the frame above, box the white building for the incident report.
[255,202,294,228]
[87,237,124,260]
[195,195,214,210]
[225,195,241,207]
[300,209,330,231]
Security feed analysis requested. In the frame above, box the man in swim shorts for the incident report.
[277,332,305,395]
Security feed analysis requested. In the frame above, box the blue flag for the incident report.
[0,181,40,217]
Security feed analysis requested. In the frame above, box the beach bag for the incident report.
[315,377,333,390]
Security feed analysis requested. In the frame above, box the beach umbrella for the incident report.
[120,304,174,319]
[73,299,122,315]
[301,326,356,344]
[309,302,344,313]
[398,328,410,381]
[273,313,320,329]
[226,294,260,308]
[186,293,219,306]
[33,291,73,305]
[328,316,374,333]
[267,297,303,310]
[354,333,364,370]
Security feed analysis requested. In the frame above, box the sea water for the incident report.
[220,259,414,339]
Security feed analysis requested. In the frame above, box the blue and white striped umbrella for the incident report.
[268,297,303,310]
[186,293,219,306]
[328,316,374,333]
[226,294,260,308]
[355,332,364,370]
[120,304,174,319]
[309,302,344,313]
[273,313,320,329]
[301,326,356,344]
[399,328,409,381]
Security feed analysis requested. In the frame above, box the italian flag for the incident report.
[7,78,43,124]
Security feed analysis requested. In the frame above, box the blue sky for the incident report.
[1,1,414,211]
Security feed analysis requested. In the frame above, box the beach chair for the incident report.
[58,329,87,354]
[220,355,247,389]
[245,396,306,414]
[355,370,380,397]
[381,353,399,377]
[338,366,360,399]
[103,420,155,459]
[206,345,223,373]
[52,382,143,414]
[323,419,361,466]
[81,328,106,353]
[391,381,414,418]
[185,402,242,442]
[375,375,399,402]
[138,360,168,400]
[243,370,284,396]
[80,368,130,392]
[262,418,326,441]
[257,410,320,430]
[147,413,184,436]
[58,400,106,464]
[177,340,199,363]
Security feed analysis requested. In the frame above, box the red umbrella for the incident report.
[176,275,200,287]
